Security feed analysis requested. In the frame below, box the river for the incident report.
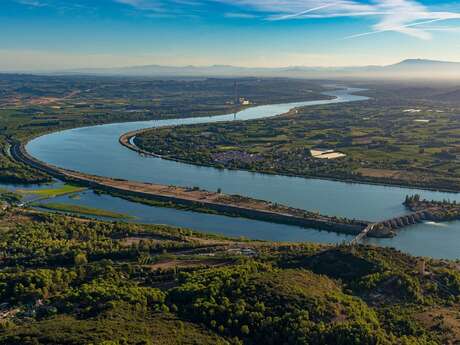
[24,87,460,259]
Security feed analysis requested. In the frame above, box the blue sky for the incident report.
[2,0,460,70]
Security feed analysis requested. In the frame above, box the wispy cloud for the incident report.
[420,26,460,32]
[114,0,204,16]
[112,0,460,39]
[224,12,258,19]
[115,0,164,12]
[344,17,457,40]
[269,3,340,21]
[14,0,98,14]
[228,0,460,40]
[15,0,47,7]
[368,1,460,40]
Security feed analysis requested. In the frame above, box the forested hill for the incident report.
[0,206,459,344]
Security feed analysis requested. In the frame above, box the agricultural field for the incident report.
[135,89,460,191]
[17,184,85,198]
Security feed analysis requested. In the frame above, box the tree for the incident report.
[74,252,88,266]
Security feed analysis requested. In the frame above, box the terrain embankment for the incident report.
[120,129,163,158]
[11,141,376,237]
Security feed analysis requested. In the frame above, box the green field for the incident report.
[35,202,132,219]
[18,184,86,198]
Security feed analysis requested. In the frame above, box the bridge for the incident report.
[350,210,431,245]
[350,223,376,245]
[379,211,429,229]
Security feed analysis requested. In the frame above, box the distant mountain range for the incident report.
[65,59,460,79]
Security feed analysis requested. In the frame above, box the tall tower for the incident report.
[234,81,239,105]
[417,259,426,276]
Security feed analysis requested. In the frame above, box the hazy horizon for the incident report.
[3,57,460,73]
[2,0,460,71]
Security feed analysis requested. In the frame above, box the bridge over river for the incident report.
[350,211,432,245]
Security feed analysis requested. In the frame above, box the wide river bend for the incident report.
[26,87,460,259]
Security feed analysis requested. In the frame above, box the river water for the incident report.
[24,87,460,259]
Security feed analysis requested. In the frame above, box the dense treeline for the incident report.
[0,189,21,204]
[0,138,50,184]
[404,194,460,222]
[0,213,221,268]
[170,263,392,345]
[0,209,459,344]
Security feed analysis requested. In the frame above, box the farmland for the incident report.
[134,91,460,191]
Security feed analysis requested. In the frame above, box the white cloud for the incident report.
[218,0,376,17]
[112,0,460,39]
[224,12,258,18]
[420,26,460,32]
[344,17,456,40]
[228,0,460,39]
[15,0,47,7]
[269,3,342,20]
[369,0,460,39]
[115,0,164,11]
[114,0,203,16]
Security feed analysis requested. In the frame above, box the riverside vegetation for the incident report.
[0,207,460,344]
[404,194,460,221]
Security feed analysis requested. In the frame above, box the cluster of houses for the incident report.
[212,150,262,165]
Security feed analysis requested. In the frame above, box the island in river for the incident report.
[132,96,460,192]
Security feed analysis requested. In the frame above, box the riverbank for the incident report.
[11,141,389,237]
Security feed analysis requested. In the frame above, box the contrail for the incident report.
[344,17,450,39]
[271,3,338,21]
